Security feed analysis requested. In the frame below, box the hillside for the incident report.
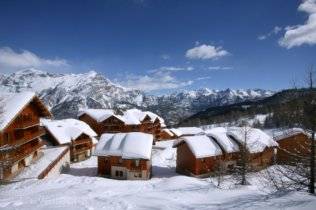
[179,89,313,127]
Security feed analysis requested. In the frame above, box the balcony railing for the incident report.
[1,142,43,166]
[14,128,46,147]
[15,118,39,129]
[72,139,92,146]
[71,146,92,155]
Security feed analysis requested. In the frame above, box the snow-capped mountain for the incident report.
[0,69,274,125]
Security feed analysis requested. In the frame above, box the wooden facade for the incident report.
[227,136,276,171]
[175,135,276,177]
[97,156,151,180]
[156,129,175,141]
[175,142,221,177]
[79,113,162,139]
[42,130,94,162]
[276,133,310,164]
[0,96,51,181]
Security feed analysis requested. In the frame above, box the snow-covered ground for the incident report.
[1,140,316,210]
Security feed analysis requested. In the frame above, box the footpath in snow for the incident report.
[0,140,316,210]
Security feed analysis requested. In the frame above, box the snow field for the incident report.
[0,140,316,210]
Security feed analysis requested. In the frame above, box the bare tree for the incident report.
[264,66,316,194]
[231,121,253,185]
[304,65,316,194]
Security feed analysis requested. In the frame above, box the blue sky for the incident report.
[0,0,315,94]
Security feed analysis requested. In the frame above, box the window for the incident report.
[134,173,142,178]
[115,170,124,177]
[135,160,140,167]
[118,158,123,164]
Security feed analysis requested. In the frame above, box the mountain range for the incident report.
[0,69,274,125]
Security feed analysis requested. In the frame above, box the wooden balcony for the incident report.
[72,138,92,146]
[14,127,45,147]
[15,119,39,129]
[1,141,43,166]
[71,146,92,155]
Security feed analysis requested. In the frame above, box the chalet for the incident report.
[0,92,51,180]
[94,132,153,180]
[171,127,205,137]
[78,109,116,135]
[271,128,311,164]
[227,127,278,170]
[169,128,183,138]
[173,135,222,177]
[78,108,166,139]
[206,127,240,171]
[157,128,175,140]
[41,119,98,162]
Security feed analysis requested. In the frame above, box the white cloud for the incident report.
[149,66,194,74]
[161,54,171,60]
[208,66,233,70]
[123,71,193,92]
[279,0,316,48]
[258,26,282,40]
[185,44,229,60]
[195,76,211,81]
[0,47,69,72]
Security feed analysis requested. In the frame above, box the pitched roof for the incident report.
[173,135,222,158]
[169,128,182,137]
[78,109,119,123]
[176,127,205,136]
[0,92,51,131]
[162,128,174,137]
[78,108,165,126]
[266,128,309,141]
[94,132,153,159]
[227,127,278,153]
[206,127,240,153]
[41,118,97,144]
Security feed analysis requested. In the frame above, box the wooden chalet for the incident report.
[94,132,153,180]
[173,135,223,177]
[206,127,240,172]
[78,108,165,140]
[272,128,311,164]
[173,127,278,177]
[156,128,175,141]
[0,92,51,181]
[227,127,278,170]
[41,119,98,162]
[170,127,205,138]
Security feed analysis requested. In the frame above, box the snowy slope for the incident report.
[0,69,273,124]
[0,140,315,210]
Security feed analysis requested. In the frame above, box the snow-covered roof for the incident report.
[41,119,97,145]
[227,127,278,153]
[78,109,118,123]
[206,127,240,153]
[266,128,309,141]
[94,132,153,159]
[122,109,165,126]
[162,128,174,137]
[173,135,222,158]
[176,127,205,136]
[169,128,182,137]
[78,108,165,126]
[0,91,51,131]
